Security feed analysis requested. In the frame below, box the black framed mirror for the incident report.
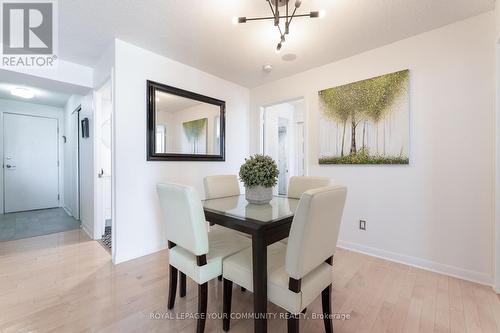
[147,80,225,161]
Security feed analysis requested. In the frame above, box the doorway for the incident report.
[94,79,113,251]
[262,98,306,196]
[277,118,289,195]
[3,113,59,213]
[0,103,80,242]
[63,105,81,221]
[0,80,90,243]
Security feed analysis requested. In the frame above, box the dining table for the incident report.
[202,194,300,333]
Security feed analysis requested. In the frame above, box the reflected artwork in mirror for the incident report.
[147,81,225,161]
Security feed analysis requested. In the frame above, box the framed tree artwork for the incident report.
[318,70,410,165]
[182,118,208,154]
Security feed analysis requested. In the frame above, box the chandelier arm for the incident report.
[277,24,284,39]
[275,0,279,25]
[242,13,311,22]
[266,0,276,18]
[286,0,289,27]
[288,6,298,27]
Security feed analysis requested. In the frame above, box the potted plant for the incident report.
[239,154,279,204]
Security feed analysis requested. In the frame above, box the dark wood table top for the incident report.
[203,195,299,235]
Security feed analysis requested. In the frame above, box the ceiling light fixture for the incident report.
[275,42,283,53]
[235,0,324,53]
[11,87,34,99]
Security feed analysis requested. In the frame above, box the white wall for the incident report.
[61,93,95,238]
[93,43,115,89]
[0,98,64,214]
[251,13,496,285]
[496,43,500,292]
[113,39,250,264]
[495,1,500,292]
[1,60,94,90]
[496,2,500,42]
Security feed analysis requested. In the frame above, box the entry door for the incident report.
[3,113,59,213]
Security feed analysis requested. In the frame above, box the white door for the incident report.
[278,118,289,196]
[296,122,305,176]
[3,113,59,213]
[63,108,80,220]
[95,79,113,239]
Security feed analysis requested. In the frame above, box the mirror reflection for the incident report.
[154,90,222,155]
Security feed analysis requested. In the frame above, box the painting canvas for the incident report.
[182,118,208,154]
[318,70,410,165]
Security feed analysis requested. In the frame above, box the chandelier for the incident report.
[235,0,324,53]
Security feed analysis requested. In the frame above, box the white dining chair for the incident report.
[281,176,331,245]
[204,175,250,288]
[204,175,241,199]
[287,176,331,199]
[156,183,251,333]
[204,175,249,240]
[204,175,240,229]
[222,185,347,333]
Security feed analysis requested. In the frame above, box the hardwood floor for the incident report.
[0,229,499,333]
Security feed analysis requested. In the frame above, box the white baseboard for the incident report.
[81,222,93,240]
[337,240,493,287]
[494,280,500,294]
[114,244,166,265]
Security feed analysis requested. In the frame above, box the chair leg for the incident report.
[321,284,333,333]
[223,278,233,331]
[197,282,208,333]
[168,265,178,310]
[287,313,300,333]
[179,272,186,298]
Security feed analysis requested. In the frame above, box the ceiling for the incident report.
[0,82,71,107]
[59,0,494,88]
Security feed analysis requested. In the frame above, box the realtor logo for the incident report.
[1,0,58,67]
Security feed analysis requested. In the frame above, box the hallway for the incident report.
[0,208,80,242]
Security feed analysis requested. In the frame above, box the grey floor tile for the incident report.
[0,208,80,242]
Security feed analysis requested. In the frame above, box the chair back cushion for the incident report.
[156,183,209,256]
[204,175,240,199]
[286,186,347,279]
[287,176,331,199]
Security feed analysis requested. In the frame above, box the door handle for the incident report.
[5,164,15,169]
[98,169,104,178]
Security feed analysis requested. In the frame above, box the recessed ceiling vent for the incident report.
[282,53,297,62]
